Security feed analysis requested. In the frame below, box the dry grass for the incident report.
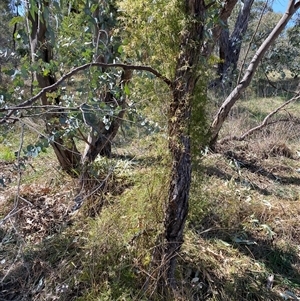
[184,146,300,300]
[1,81,300,300]
[180,87,300,300]
[0,133,170,301]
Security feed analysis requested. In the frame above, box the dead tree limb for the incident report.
[220,92,300,143]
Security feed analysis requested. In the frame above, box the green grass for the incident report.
[0,145,15,162]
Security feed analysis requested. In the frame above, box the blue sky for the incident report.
[272,0,287,13]
[271,0,298,26]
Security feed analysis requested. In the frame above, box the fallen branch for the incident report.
[219,92,300,143]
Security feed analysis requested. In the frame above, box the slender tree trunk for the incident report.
[27,1,81,174]
[151,0,206,290]
[202,0,238,58]
[27,1,128,176]
[148,0,239,292]
[210,0,300,147]
[81,68,132,163]
[218,0,254,83]
[81,0,129,164]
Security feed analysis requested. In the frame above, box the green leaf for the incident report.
[3,68,15,76]
[123,83,130,96]
[260,224,276,239]
[28,0,38,20]
[53,0,60,11]
[81,103,100,130]
[32,80,39,87]
[43,69,50,76]
[9,16,24,26]
[59,115,68,125]
[118,45,124,55]
[233,237,257,245]
[44,5,50,22]
[26,144,34,152]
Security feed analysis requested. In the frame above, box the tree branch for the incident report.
[237,0,267,84]
[202,0,238,57]
[220,92,300,143]
[0,62,172,124]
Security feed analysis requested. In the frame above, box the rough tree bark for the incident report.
[27,0,81,174]
[209,0,300,147]
[153,0,205,290]
[149,0,239,292]
[217,0,254,83]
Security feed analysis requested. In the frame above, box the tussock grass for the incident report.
[74,136,169,300]
[183,150,300,300]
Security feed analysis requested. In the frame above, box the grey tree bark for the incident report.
[217,0,254,84]
[209,0,300,147]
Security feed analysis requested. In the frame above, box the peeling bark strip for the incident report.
[210,0,300,146]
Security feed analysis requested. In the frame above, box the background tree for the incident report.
[217,0,255,85]
[26,0,82,173]
[260,16,300,80]
[21,0,135,181]
[209,0,300,147]
[0,0,17,90]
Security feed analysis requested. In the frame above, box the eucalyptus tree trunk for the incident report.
[217,0,254,83]
[153,0,206,289]
[202,0,238,58]
[81,0,131,164]
[26,0,129,177]
[81,69,132,163]
[210,0,300,147]
[27,0,81,174]
[150,0,239,291]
